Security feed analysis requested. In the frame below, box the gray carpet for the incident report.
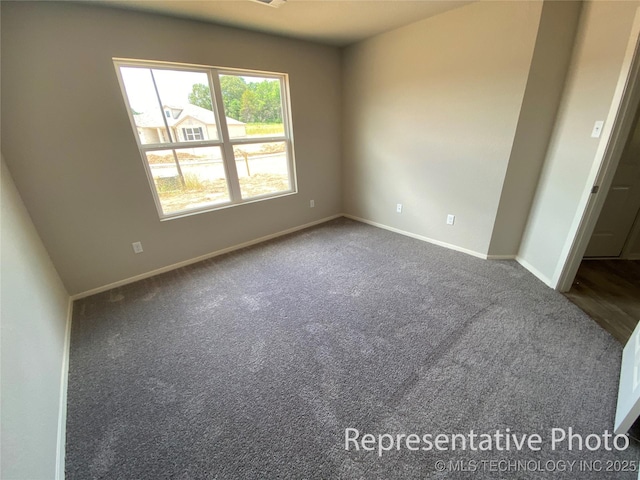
[66,217,639,479]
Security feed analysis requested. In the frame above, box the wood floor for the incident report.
[564,260,640,345]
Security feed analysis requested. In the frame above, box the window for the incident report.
[114,59,296,219]
[182,127,204,141]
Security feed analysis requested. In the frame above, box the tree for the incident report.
[240,89,260,123]
[187,77,282,124]
[249,80,282,123]
[263,80,281,122]
[220,75,247,121]
[188,83,212,111]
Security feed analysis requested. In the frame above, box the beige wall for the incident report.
[488,0,582,256]
[1,157,70,479]
[1,1,342,295]
[206,125,218,141]
[518,0,640,284]
[342,1,542,256]
[139,127,160,144]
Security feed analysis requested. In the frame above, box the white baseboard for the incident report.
[343,214,491,260]
[516,256,555,288]
[72,215,342,300]
[486,254,517,260]
[56,297,73,480]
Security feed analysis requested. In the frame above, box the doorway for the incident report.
[555,6,640,293]
[564,98,640,344]
[584,103,640,260]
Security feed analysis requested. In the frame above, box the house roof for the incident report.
[133,103,244,128]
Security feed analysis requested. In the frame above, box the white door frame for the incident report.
[555,6,640,292]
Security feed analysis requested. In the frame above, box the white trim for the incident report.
[554,6,640,292]
[343,214,489,260]
[516,256,555,288]
[71,215,341,300]
[55,297,73,480]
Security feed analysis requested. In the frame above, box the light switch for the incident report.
[591,121,604,138]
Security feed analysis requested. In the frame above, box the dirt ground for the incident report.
[157,173,289,213]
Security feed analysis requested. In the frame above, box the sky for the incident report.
[120,67,208,113]
[119,66,269,114]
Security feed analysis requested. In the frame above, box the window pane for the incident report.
[120,67,220,145]
[234,142,290,199]
[116,61,296,218]
[219,74,285,139]
[152,69,219,142]
[146,147,229,214]
[120,67,171,145]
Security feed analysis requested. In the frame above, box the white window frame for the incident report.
[113,58,297,220]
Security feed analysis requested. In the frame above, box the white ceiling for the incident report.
[93,0,473,46]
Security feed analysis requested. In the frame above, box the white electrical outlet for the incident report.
[447,214,455,225]
[310,199,315,208]
[132,241,143,254]
[396,203,403,213]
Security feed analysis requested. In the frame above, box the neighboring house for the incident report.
[133,104,246,144]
